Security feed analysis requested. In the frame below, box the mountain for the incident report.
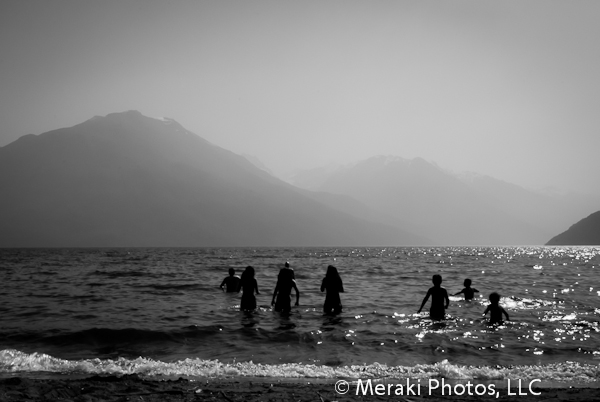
[292,155,598,245]
[455,174,599,242]
[242,153,273,175]
[546,211,600,245]
[0,111,425,247]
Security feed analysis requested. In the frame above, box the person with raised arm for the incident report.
[272,263,299,313]
[418,274,450,321]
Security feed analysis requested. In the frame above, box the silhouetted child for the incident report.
[418,274,450,321]
[483,292,509,325]
[220,268,241,293]
[321,265,344,315]
[272,265,300,313]
[237,266,259,311]
[454,278,479,301]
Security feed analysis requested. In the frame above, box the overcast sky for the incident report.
[1,0,599,194]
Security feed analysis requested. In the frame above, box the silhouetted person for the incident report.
[238,266,260,311]
[321,265,344,315]
[271,265,299,313]
[220,268,241,293]
[454,278,479,300]
[483,292,509,325]
[418,274,449,320]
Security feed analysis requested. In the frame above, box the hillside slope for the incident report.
[0,111,424,247]
[546,211,600,245]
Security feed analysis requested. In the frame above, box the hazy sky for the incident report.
[1,0,599,194]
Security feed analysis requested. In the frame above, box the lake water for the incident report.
[1,246,599,384]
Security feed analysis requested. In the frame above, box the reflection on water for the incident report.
[0,246,599,372]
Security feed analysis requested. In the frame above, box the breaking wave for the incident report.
[1,349,599,385]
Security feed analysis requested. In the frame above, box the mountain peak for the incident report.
[108,110,143,117]
[0,111,422,247]
[83,110,144,124]
[372,155,409,165]
[78,111,192,140]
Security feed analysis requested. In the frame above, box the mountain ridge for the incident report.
[4,111,596,247]
[289,155,598,245]
[0,111,425,247]
[546,211,600,245]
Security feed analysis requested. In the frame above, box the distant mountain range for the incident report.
[546,211,600,245]
[0,111,424,247]
[288,155,600,245]
[2,111,597,247]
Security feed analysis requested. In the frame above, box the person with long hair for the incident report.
[321,265,344,315]
[238,266,260,311]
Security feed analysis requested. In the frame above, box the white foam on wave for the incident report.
[1,349,599,384]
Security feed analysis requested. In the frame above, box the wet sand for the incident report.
[0,375,598,402]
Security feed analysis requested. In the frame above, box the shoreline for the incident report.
[1,375,599,402]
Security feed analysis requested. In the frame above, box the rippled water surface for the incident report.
[1,247,599,382]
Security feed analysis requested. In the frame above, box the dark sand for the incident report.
[0,375,598,402]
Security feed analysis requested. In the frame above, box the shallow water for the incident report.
[1,247,599,383]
